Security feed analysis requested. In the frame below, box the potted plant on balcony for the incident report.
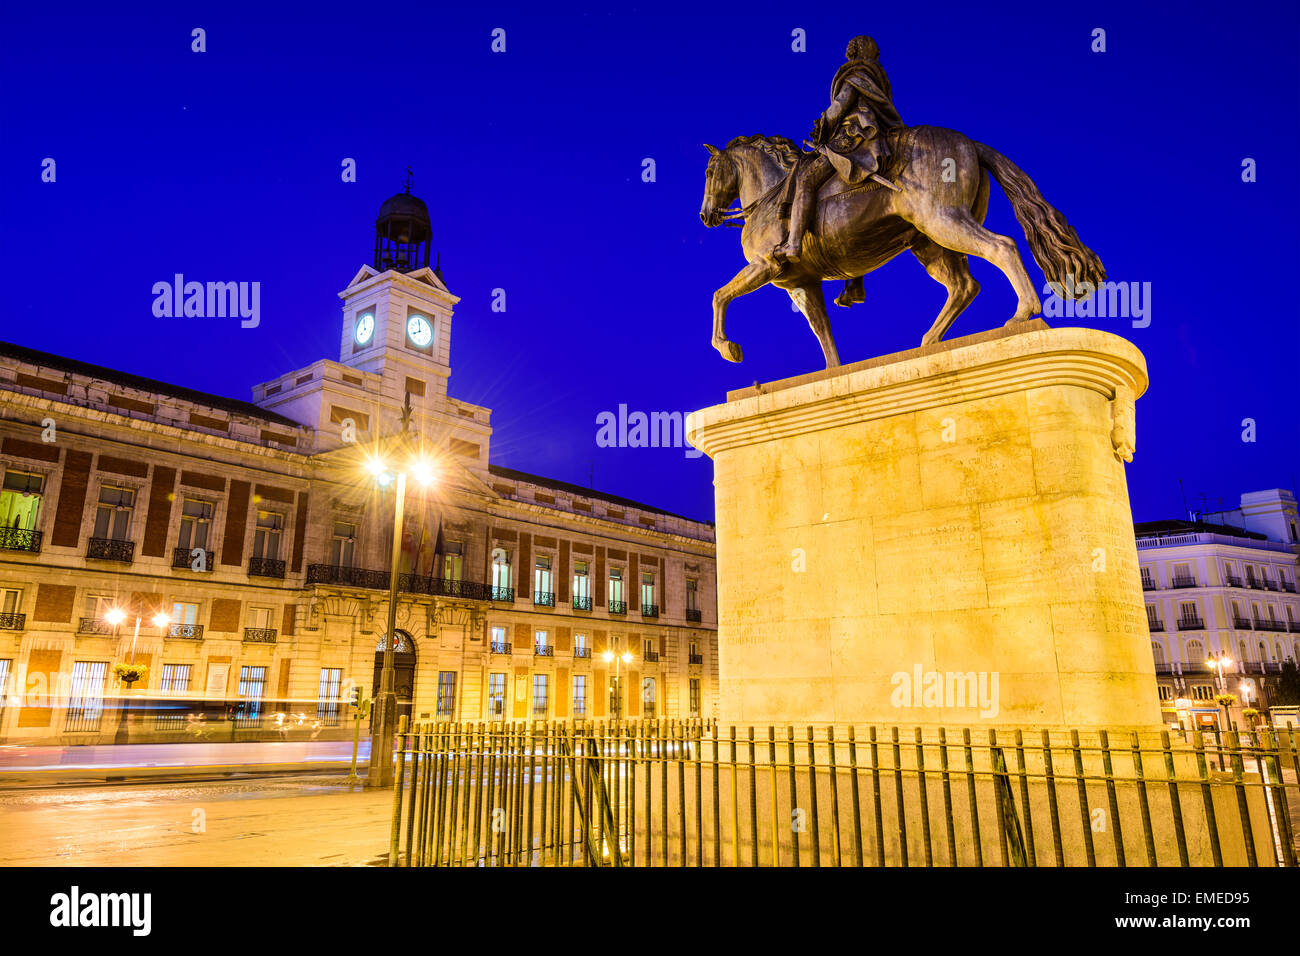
[112,663,149,746]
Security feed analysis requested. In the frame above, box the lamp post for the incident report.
[602,650,634,719]
[105,607,169,746]
[1207,654,1232,693]
[365,456,435,790]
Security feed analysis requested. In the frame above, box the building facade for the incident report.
[0,190,718,744]
[1138,490,1300,728]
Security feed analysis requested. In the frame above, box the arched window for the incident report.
[1184,639,1204,664]
[1151,642,1165,664]
[641,677,657,718]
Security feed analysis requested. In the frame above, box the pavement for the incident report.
[0,774,395,866]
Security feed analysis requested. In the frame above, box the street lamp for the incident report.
[602,650,634,718]
[105,606,171,663]
[365,455,435,789]
[1206,654,1232,692]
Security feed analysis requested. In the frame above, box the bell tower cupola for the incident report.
[373,170,433,273]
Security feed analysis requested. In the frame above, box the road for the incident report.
[0,774,394,866]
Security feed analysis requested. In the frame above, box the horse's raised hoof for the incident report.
[713,338,743,363]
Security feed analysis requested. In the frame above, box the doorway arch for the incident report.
[373,629,417,728]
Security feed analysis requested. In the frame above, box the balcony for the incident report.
[87,537,134,562]
[249,556,286,579]
[535,644,554,658]
[1232,616,1252,629]
[1283,581,1297,593]
[1146,618,1164,631]
[641,604,660,619]
[643,649,660,663]
[1246,579,1265,590]
[243,627,277,643]
[0,612,25,630]
[609,599,627,615]
[1141,578,1157,591]
[1263,581,1279,591]
[77,617,116,635]
[573,595,593,611]
[1224,575,1242,588]
[305,564,496,602]
[574,646,591,659]
[1257,620,1287,632]
[0,528,42,553]
[1289,621,1300,633]
[1177,618,1205,631]
[173,547,214,571]
[1154,663,1176,675]
[1170,575,1197,589]
[533,590,556,608]
[686,608,703,624]
[490,641,512,655]
[689,652,703,665]
[167,623,204,640]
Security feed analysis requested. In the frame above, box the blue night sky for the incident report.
[2,2,1297,524]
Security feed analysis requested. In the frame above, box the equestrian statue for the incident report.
[699,35,1104,368]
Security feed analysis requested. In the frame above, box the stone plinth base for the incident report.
[686,323,1162,730]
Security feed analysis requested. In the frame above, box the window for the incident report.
[1178,601,1200,625]
[686,578,698,610]
[83,594,116,626]
[442,542,464,584]
[156,664,192,727]
[178,498,213,550]
[0,470,44,531]
[1,588,20,615]
[641,572,656,609]
[1151,642,1165,664]
[0,659,11,715]
[572,674,587,717]
[1239,640,1249,663]
[330,522,356,567]
[490,625,509,654]
[171,602,198,626]
[247,605,274,634]
[644,637,655,657]
[317,668,342,724]
[1145,604,1159,627]
[1246,566,1257,586]
[488,673,506,718]
[574,632,588,657]
[92,485,135,540]
[534,555,553,603]
[491,548,511,591]
[437,671,457,717]
[1172,563,1193,587]
[642,677,657,717]
[252,511,284,560]
[1157,686,1173,701]
[689,677,700,715]
[1191,684,1214,701]
[1185,639,1205,664]
[609,568,625,608]
[573,560,590,607]
[532,674,548,717]
[535,629,549,654]
[66,661,108,731]
[238,665,268,724]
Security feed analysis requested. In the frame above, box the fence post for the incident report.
[990,742,1027,867]
[387,714,410,867]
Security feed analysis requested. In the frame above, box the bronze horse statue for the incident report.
[698,127,1104,368]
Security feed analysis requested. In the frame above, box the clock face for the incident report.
[406,314,433,349]
[354,312,375,345]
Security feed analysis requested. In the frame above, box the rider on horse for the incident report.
[774,35,905,307]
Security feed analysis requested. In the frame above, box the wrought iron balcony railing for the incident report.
[0,528,42,553]
[1146,618,1164,631]
[689,652,704,665]
[535,644,554,657]
[249,557,286,579]
[1170,575,1197,589]
[1283,581,1297,593]
[574,646,591,659]
[1263,661,1283,674]
[0,611,25,630]
[573,595,593,611]
[1224,575,1242,588]
[87,537,134,562]
[643,649,660,662]
[490,641,512,655]
[1258,620,1287,632]
[1176,618,1205,631]
[243,627,277,643]
[305,564,497,602]
[534,590,556,607]
[1233,616,1252,629]
[173,547,214,570]
[168,623,204,640]
[609,599,627,615]
[78,617,116,635]
[1141,578,1157,591]
[1246,579,1265,589]
[686,608,703,624]
[1154,663,1176,675]
[1289,621,1300,633]
[641,604,660,618]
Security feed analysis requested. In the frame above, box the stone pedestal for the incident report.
[686,322,1162,731]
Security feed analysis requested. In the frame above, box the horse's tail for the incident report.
[975,141,1105,296]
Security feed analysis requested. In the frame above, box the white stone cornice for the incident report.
[686,327,1148,458]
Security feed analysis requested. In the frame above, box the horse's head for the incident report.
[700,136,803,228]
[699,143,738,228]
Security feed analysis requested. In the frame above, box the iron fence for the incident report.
[386,719,1300,868]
